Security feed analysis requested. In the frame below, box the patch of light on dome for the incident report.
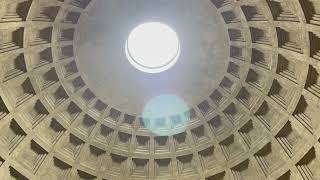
[142,94,190,136]
[126,22,180,73]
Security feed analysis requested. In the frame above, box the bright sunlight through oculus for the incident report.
[126,22,180,73]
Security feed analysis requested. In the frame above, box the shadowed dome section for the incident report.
[126,22,180,73]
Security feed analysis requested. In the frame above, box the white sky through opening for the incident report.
[126,22,180,73]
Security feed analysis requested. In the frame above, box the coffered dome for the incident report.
[0,0,320,179]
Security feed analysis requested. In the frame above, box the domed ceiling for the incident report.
[0,0,320,180]
[75,0,229,114]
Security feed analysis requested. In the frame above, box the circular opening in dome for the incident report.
[126,22,180,73]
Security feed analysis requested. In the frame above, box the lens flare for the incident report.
[142,94,190,135]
